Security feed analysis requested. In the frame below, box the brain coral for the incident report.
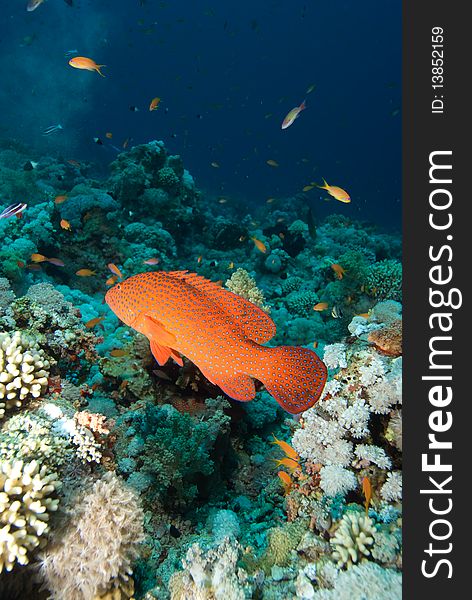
[0,331,50,419]
[39,472,144,600]
[0,459,61,572]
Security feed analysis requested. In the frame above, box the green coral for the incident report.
[119,402,230,506]
[155,167,181,195]
[366,260,402,301]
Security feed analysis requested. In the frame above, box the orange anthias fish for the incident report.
[331,264,346,280]
[273,457,300,471]
[108,263,123,279]
[149,97,161,111]
[317,179,351,203]
[272,435,300,461]
[105,271,327,414]
[85,316,105,329]
[69,57,106,77]
[251,237,267,254]
[281,99,306,130]
[76,268,96,277]
[362,476,372,515]
[278,471,293,494]
[60,219,71,231]
[55,195,68,205]
[313,302,329,312]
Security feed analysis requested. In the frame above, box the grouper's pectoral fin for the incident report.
[150,340,172,366]
[199,366,256,402]
[145,315,183,366]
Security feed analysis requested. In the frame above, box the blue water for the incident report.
[1,0,401,228]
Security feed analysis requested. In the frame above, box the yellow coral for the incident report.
[0,331,50,419]
[0,459,61,572]
[225,268,271,313]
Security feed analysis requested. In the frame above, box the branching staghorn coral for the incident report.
[0,331,50,419]
[0,459,61,572]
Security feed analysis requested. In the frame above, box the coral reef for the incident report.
[0,141,402,598]
[0,460,60,572]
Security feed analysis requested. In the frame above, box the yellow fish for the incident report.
[318,179,351,203]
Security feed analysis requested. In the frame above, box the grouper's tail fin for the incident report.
[255,346,327,414]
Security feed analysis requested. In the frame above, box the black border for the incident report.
[403,2,466,596]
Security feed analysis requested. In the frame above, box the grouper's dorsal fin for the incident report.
[166,271,276,344]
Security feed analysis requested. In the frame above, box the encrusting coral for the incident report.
[0,459,61,573]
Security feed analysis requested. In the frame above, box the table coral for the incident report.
[0,331,50,419]
[0,460,61,572]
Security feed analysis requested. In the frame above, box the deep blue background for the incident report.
[0,0,401,228]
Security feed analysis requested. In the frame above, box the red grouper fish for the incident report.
[105,271,327,414]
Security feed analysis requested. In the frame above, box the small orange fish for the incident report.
[362,476,372,515]
[108,263,123,279]
[357,312,370,319]
[318,179,351,203]
[17,260,25,268]
[143,257,160,265]
[60,219,71,231]
[110,348,128,357]
[47,258,65,267]
[149,97,161,111]
[76,268,96,277]
[67,160,81,168]
[106,132,113,139]
[266,197,275,204]
[105,271,328,414]
[281,99,306,130]
[303,185,315,192]
[251,236,267,254]
[211,162,220,168]
[266,159,279,167]
[312,341,318,349]
[331,264,346,280]
[197,255,203,264]
[274,457,300,471]
[227,262,234,270]
[313,302,329,312]
[55,195,68,205]
[272,435,300,461]
[69,56,106,77]
[106,275,118,286]
[31,253,48,263]
[277,471,293,494]
[85,316,105,329]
